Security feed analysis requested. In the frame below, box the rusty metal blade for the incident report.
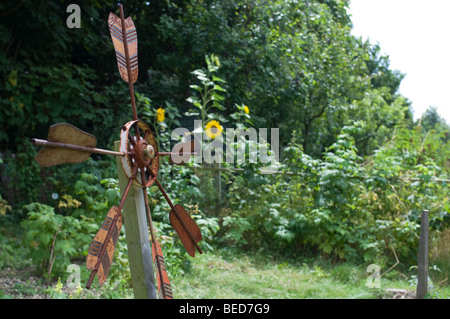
[86,206,122,288]
[169,204,203,257]
[109,5,139,121]
[85,170,136,289]
[34,123,97,167]
[147,169,203,257]
[152,240,173,299]
[108,9,138,84]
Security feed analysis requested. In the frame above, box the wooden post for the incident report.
[416,209,429,299]
[114,141,157,299]
[217,162,222,206]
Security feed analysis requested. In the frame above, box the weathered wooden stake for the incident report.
[416,209,429,299]
[115,141,157,299]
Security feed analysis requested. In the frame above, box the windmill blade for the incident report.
[169,204,203,257]
[109,4,139,121]
[108,9,138,84]
[32,123,125,167]
[152,240,173,299]
[86,167,136,289]
[151,176,203,257]
[86,206,122,288]
[34,123,97,167]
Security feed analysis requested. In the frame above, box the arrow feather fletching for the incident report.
[108,12,138,83]
[86,206,122,287]
[35,123,97,167]
[152,241,173,299]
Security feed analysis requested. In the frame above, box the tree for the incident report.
[418,106,450,171]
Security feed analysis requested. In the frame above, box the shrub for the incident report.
[219,121,449,266]
[20,202,97,278]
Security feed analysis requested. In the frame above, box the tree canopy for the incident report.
[2,0,417,154]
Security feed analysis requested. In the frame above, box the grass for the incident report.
[1,219,448,299]
[430,228,450,287]
[169,249,417,299]
[1,247,448,299]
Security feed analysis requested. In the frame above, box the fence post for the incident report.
[416,209,429,299]
[114,141,157,299]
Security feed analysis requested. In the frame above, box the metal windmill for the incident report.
[32,5,203,299]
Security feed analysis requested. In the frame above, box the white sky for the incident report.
[348,0,450,124]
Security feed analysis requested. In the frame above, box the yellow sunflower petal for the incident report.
[205,120,223,139]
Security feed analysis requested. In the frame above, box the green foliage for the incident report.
[97,232,133,297]
[1,0,449,294]
[219,121,449,266]
[223,212,252,244]
[70,173,120,222]
[1,140,42,210]
[0,231,29,271]
[0,195,11,216]
[186,54,227,126]
[20,202,97,278]
[137,92,182,152]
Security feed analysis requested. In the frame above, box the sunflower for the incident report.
[157,108,165,122]
[244,105,250,114]
[205,120,223,139]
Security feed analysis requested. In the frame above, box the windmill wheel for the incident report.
[120,120,159,188]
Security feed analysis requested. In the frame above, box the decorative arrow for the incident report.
[32,123,123,167]
[86,166,137,289]
[108,5,139,120]
[31,123,196,167]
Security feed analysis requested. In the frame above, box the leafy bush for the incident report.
[20,202,97,278]
[219,121,449,266]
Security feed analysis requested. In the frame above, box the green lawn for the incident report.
[170,250,416,299]
[2,247,448,299]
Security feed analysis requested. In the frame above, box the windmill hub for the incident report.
[134,138,154,168]
[143,144,156,160]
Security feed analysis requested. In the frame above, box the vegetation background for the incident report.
[0,0,448,299]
